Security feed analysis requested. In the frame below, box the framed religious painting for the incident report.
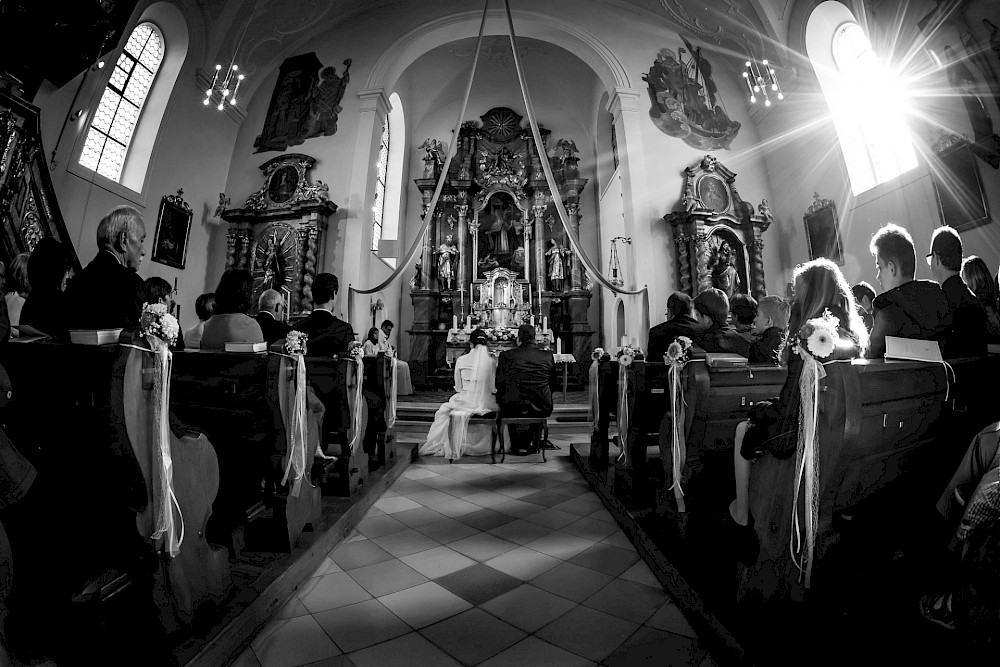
[151,190,193,269]
[803,193,844,266]
[930,135,990,232]
[697,173,731,213]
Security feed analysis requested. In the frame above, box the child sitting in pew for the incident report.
[728,259,868,537]
[143,277,185,350]
[748,295,790,365]
[729,293,758,345]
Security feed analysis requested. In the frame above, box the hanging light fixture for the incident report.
[608,236,631,288]
[202,1,257,111]
[203,64,244,110]
[742,58,784,107]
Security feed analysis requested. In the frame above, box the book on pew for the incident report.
[705,353,748,368]
[10,324,51,342]
[225,342,268,353]
[884,336,943,363]
[69,328,124,346]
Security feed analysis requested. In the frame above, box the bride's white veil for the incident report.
[462,338,497,412]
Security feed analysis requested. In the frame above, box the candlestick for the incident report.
[460,286,465,318]
[528,282,533,314]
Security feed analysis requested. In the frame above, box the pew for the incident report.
[362,354,397,470]
[739,357,1000,603]
[305,357,368,496]
[110,335,232,631]
[169,350,321,555]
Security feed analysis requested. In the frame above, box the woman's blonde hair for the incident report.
[788,258,869,356]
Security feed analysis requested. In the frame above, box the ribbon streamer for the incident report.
[616,362,630,465]
[587,359,600,424]
[277,353,310,497]
[790,349,826,588]
[668,361,687,512]
[386,356,398,429]
[347,357,365,454]
[121,340,185,558]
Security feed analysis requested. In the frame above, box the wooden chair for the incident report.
[496,415,550,463]
[451,412,499,463]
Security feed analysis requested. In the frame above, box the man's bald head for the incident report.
[258,289,284,316]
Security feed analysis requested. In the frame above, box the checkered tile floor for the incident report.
[236,434,715,667]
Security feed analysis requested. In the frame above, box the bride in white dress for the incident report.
[419,329,498,460]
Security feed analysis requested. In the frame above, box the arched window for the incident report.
[372,121,389,252]
[808,3,917,195]
[79,22,164,182]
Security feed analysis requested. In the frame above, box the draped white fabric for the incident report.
[278,354,310,498]
[790,349,825,588]
[420,345,498,460]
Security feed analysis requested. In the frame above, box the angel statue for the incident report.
[410,257,423,289]
[758,198,773,222]
[418,138,446,164]
[546,239,571,291]
[437,235,459,290]
[215,193,231,218]
[550,138,579,164]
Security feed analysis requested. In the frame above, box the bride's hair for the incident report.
[469,329,489,347]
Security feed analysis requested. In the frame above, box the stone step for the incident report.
[394,416,590,442]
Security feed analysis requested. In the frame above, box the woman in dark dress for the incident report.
[19,237,75,341]
[727,260,868,579]
[960,255,1000,344]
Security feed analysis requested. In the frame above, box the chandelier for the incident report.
[742,58,783,106]
[608,236,631,288]
[203,63,244,110]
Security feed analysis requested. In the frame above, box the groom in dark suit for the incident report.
[496,324,556,455]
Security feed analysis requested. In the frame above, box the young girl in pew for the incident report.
[362,327,381,356]
[143,277,185,350]
[748,295,790,365]
[728,259,868,534]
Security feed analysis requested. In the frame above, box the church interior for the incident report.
[0,0,999,665]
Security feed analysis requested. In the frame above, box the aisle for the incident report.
[236,437,714,667]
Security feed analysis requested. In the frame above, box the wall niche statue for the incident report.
[254,52,352,153]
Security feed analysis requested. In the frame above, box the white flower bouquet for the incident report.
[664,335,693,364]
[284,330,308,355]
[591,347,606,361]
[140,303,179,346]
[347,340,365,362]
[616,343,644,367]
[795,309,840,359]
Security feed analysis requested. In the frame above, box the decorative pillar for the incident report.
[302,225,320,310]
[673,230,692,296]
[532,201,547,292]
[225,230,237,271]
[565,202,582,289]
[456,204,469,291]
[749,237,766,298]
[694,232,712,295]
[469,213,480,280]
[522,209,531,281]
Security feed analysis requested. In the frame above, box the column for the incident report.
[522,209,531,281]
[532,200,547,292]
[456,203,468,290]
[566,202,582,289]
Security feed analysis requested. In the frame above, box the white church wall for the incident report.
[32,0,237,331]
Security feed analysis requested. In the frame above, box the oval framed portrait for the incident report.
[697,175,730,213]
[267,165,300,204]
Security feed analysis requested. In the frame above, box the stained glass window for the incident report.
[372,121,389,252]
[79,22,164,182]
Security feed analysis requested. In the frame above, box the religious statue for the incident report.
[478,253,499,273]
[410,257,423,289]
[712,240,741,299]
[307,59,352,138]
[437,235,459,290]
[418,138,445,165]
[758,198,772,222]
[215,192,231,218]
[546,239,571,291]
[490,146,514,173]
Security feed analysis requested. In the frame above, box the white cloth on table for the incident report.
[419,345,498,460]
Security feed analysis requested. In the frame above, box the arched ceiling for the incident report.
[191,0,789,87]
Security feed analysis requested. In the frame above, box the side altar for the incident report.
[407,107,594,387]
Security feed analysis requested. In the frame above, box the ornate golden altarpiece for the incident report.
[663,155,772,300]
[409,107,592,386]
[221,154,337,318]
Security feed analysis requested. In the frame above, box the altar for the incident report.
[407,106,595,389]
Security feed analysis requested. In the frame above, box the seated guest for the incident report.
[294,273,354,357]
[420,328,498,460]
[960,255,1000,344]
[648,291,703,362]
[5,253,29,338]
[255,289,292,345]
[379,319,414,395]
[928,225,987,358]
[748,295,790,365]
[200,269,264,350]
[184,292,214,350]
[143,277,185,350]
[691,288,750,357]
[363,327,381,356]
[920,423,1000,634]
[729,293,758,343]
[728,259,867,534]
[866,223,948,358]
[20,237,74,341]
[497,323,556,455]
[851,281,876,333]
[66,205,146,330]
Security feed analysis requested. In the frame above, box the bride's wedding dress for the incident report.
[419,344,498,460]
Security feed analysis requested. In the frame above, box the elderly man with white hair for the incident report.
[67,205,147,330]
[255,288,292,344]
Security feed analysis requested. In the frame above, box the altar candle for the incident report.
[466,315,471,330]
[460,287,464,316]
[453,315,458,330]
[531,315,535,327]
[528,282,533,311]
[543,317,548,331]
[621,335,627,348]
[557,337,562,355]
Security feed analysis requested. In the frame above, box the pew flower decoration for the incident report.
[664,335,693,364]
[616,343,644,367]
[592,347,605,361]
[140,303,179,346]
[284,331,308,356]
[796,309,839,360]
[347,340,365,362]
